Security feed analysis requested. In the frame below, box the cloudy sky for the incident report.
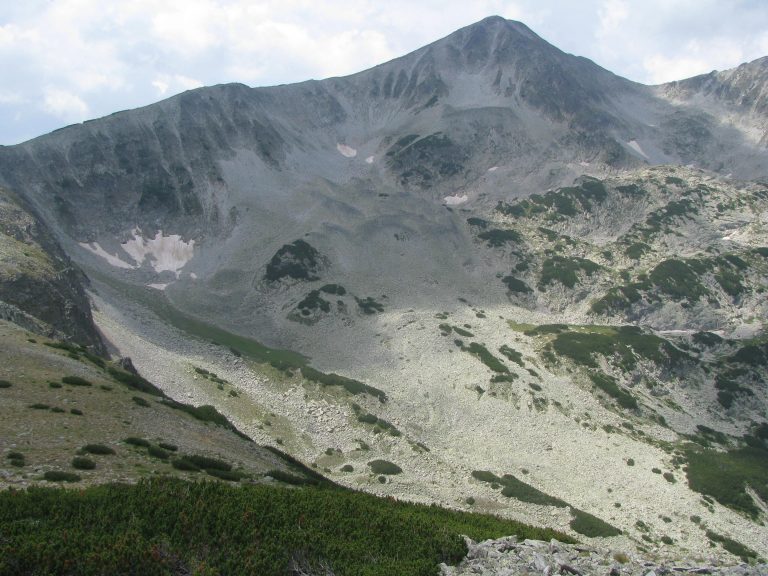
[1,0,767,145]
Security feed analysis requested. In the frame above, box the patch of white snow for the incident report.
[336,143,357,158]
[444,194,468,206]
[147,283,169,291]
[487,166,498,172]
[121,228,195,277]
[79,242,134,269]
[627,140,649,159]
[365,155,374,164]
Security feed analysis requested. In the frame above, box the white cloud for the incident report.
[152,74,204,96]
[42,88,89,121]
[0,90,23,104]
[643,37,750,84]
[597,0,629,35]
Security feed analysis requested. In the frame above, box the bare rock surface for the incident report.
[442,537,768,576]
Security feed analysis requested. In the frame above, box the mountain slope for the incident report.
[0,16,767,559]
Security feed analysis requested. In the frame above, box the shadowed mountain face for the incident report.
[0,17,767,556]
[0,16,764,339]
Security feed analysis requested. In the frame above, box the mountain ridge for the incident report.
[0,17,766,560]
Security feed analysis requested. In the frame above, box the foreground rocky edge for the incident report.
[441,537,768,576]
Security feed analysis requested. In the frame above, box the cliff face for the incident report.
[0,186,104,352]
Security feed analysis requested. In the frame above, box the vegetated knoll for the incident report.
[0,477,572,575]
[265,239,326,283]
[0,186,104,352]
[0,320,315,488]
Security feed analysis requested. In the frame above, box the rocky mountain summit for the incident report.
[0,15,766,565]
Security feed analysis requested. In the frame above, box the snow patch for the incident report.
[365,155,374,164]
[579,161,590,167]
[627,140,649,159]
[336,143,357,158]
[122,228,195,277]
[147,283,169,291]
[487,166,498,172]
[79,242,134,269]
[189,272,198,279]
[444,194,468,206]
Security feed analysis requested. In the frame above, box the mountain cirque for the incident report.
[0,16,767,563]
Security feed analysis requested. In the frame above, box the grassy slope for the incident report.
[0,320,309,487]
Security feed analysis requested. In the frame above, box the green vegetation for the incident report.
[297,290,331,315]
[205,468,243,482]
[462,343,508,373]
[477,228,522,247]
[106,366,164,396]
[132,395,150,407]
[502,276,532,294]
[43,341,105,368]
[705,531,760,562]
[43,471,81,482]
[0,379,11,388]
[71,457,96,470]
[159,400,252,439]
[451,326,474,338]
[685,446,768,518]
[320,284,346,296]
[466,217,488,228]
[61,375,93,387]
[7,452,25,467]
[147,446,171,460]
[569,509,622,538]
[645,199,698,230]
[498,345,524,366]
[589,373,638,410]
[353,405,401,437]
[591,283,644,314]
[159,443,178,452]
[355,296,385,314]
[714,371,754,408]
[693,331,723,347]
[368,460,403,475]
[265,239,322,282]
[124,437,151,448]
[491,374,518,383]
[386,132,466,187]
[472,471,567,507]
[539,256,600,289]
[193,367,229,386]
[177,455,232,472]
[471,470,620,537]
[300,366,387,403]
[624,242,651,260]
[649,259,707,301]
[497,178,608,219]
[81,444,115,456]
